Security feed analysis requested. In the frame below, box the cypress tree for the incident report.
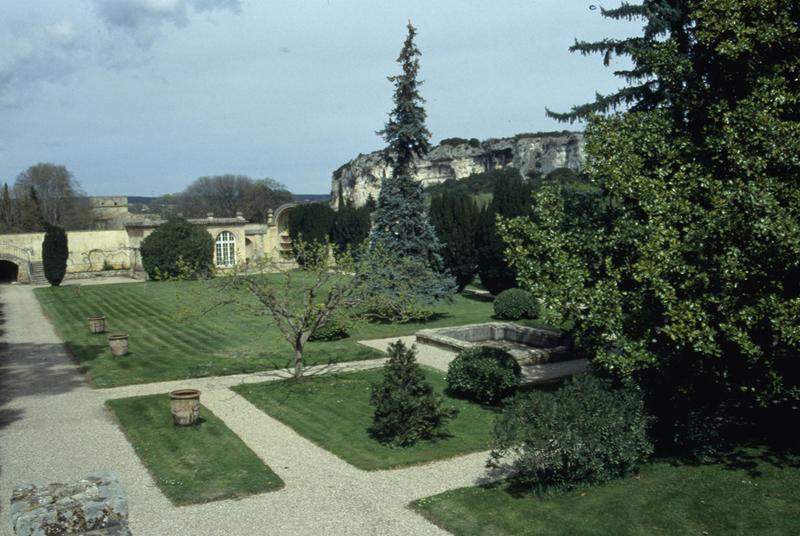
[370,22,445,268]
[330,205,371,255]
[477,174,533,295]
[287,203,335,245]
[42,223,69,286]
[429,191,480,292]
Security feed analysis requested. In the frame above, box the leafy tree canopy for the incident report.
[13,163,91,230]
[502,0,800,447]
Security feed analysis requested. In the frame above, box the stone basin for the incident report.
[415,322,574,365]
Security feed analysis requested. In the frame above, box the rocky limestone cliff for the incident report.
[331,131,585,208]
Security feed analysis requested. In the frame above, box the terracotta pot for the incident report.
[169,389,201,426]
[107,333,129,357]
[88,316,106,334]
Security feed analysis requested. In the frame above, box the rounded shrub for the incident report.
[139,217,214,280]
[309,311,350,341]
[490,374,653,492]
[493,288,539,320]
[446,346,522,404]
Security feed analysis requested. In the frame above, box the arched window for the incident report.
[215,231,236,267]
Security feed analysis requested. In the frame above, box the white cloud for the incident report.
[93,0,242,47]
[0,1,243,106]
[0,19,89,107]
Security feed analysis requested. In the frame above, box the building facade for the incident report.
[0,202,296,284]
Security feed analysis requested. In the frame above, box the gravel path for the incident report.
[0,284,585,535]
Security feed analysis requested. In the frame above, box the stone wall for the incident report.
[0,230,133,273]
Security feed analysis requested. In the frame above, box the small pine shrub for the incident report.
[446,346,521,404]
[369,340,458,446]
[309,311,350,341]
[490,374,653,493]
[42,223,68,286]
[493,288,539,320]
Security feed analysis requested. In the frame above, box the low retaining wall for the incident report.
[416,322,573,365]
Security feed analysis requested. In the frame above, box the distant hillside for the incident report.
[331,131,584,208]
[293,194,330,203]
[118,194,329,206]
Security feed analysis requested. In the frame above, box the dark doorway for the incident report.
[0,260,19,283]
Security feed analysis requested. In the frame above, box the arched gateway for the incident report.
[0,243,32,283]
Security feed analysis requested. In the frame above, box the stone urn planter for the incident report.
[169,389,201,426]
[107,333,129,357]
[87,316,106,334]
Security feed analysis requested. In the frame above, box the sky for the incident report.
[1,1,642,197]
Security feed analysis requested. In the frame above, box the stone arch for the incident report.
[273,203,297,236]
[0,254,29,283]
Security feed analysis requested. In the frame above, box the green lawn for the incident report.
[35,278,511,387]
[412,448,800,535]
[232,366,503,470]
[106,394,283,505]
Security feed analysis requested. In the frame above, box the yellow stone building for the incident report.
[0,202,296,284]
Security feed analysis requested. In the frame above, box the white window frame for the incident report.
[215,231,236,267]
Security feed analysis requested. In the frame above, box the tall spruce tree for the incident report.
[370,22,445,268]
[429,191,480,291]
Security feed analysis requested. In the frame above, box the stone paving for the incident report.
[0,282,587,536]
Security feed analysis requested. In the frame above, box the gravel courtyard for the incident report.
[0,283,585,536]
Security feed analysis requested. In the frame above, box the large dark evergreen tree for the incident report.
[42,223,68,286]
[429,191,479,291]
[477,174,532,295]
[370,22,445,268]
[546,0,691,123]
[330,202,371,256]
[504,0,800,451]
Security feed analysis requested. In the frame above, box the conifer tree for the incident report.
[506,0,800,449]
[477,174,532,295]
[42,223,68,286]
[546,0,691,123]
[0,183,12,231]
[17,186,45,232]
[370,340,457,446]
[330,204,370,256]
[370,22,445,267]
[429,191,480,291]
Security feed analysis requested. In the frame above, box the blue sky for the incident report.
[1,1,641,196]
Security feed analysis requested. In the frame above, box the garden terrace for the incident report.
[34,278,515,388]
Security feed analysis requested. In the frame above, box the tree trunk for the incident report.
[293,346,304,379]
